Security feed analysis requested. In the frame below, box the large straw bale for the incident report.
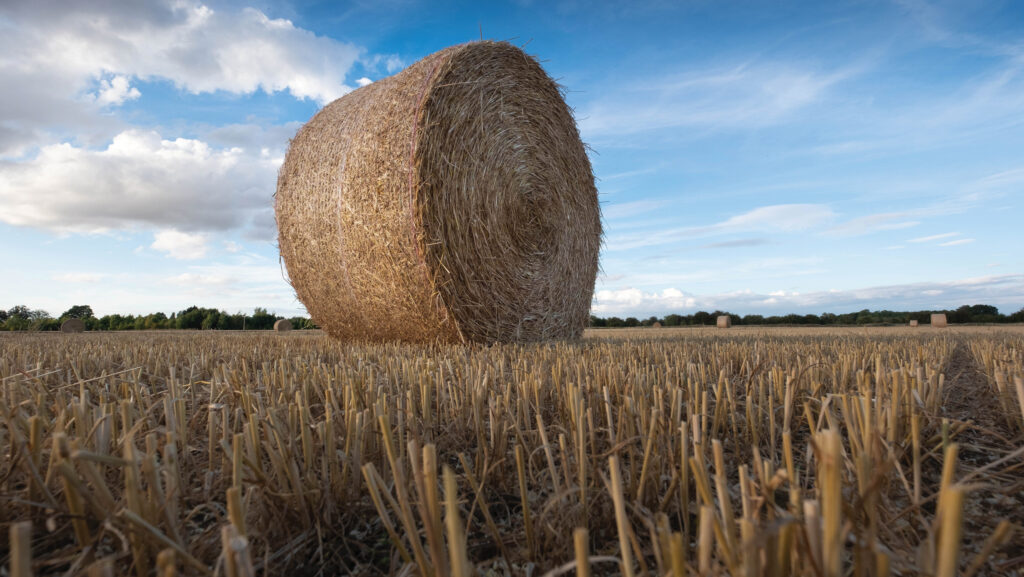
[60,318,85,333]
[931,313,948,328]
[716,315,732,329]
[273,319,292,332]
[276,41,601,343]
[909,320,919,327]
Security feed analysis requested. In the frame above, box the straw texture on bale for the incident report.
[717,315,732,329]
[273,319,292,332]
[651,321,662,328]
[276,41,601,343]
[909,320,919,327]
[931,313,948,328]
[60,318,85,333]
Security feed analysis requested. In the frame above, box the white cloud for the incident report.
[151,229,209,260]
[940,238,975,246]
[909,232,960,243]
[385,56,404,73]
[0,129,277,237]
[591,274,1024,316]
[223,240,242,253]
[593,287,696,314]
[0,1,362,155]
[93,75,141,107]
[1,2,360,104]
[356,77,373,87]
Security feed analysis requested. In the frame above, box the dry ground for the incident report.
[1,325,1022,576]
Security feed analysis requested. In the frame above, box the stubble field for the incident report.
[2,326,1022,576]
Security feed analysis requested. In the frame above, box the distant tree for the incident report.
[949,305,972,324]
[146,312,168,330]
[742,314,764,325]
[692,311,711,325]
[624,317,640,327]
[201,310,220,330]
[37,318,61,331]
[606,316,625,328]
[289,317,317,330]
[61,305,95,319]
[589,315,606,327]
[1009,307,1024,323]
[31,309,50,321]
[8,305,32,320]
[176,306,205,330]
[968,304,999,317]
[0,309,7,322]
[663,314,683,326]
[248,308,279,330]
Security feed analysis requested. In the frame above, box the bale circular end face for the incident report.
[909,320,919,327]
[60,319,85,333]
[273,319,293,332]
[931,313,948,328]
[716,315,732,329]
[276,42,601,343]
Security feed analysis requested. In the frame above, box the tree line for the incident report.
[0,305,316,332]
[590,304,1024,328]
[4,303,1021,332]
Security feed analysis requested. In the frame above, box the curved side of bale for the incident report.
[909,320,919,327]
[716,315,732,328]
[276,41,600,343]
[931,313,948,328]
[60,318,85,333]
[276,46,457,343]
[273,319,292,332]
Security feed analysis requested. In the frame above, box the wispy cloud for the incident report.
[700,238,771,249]
[940,238,975,246]
[913,232,958,243]
[603,199,671,220]
[827,213,921,237]
[579,60,866,138]
[607,204,834,250]
[52,272,108,283]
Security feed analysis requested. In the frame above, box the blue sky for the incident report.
[1,0,1022,318]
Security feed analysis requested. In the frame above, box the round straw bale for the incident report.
[930,313,948,328]
[273,319,293,332]
[909,320,919,327]
[60,318,85,333]
[716,315,732,329]
[276,41,601,343]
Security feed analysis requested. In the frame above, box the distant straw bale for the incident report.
[717,315,732,329]
[931,313,948,328]
[276,41,601,343]
[273,319,292,333]
[909,320,919,327]
[652,321,662,328]
[60,318,85,333]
